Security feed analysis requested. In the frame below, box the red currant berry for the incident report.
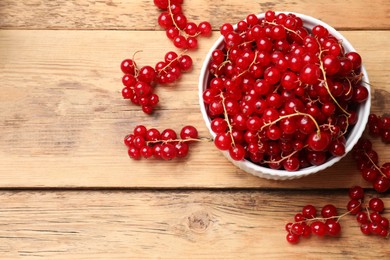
[346,52,362,70]
[294,213,305,222]
[138,66,156,83]
[121,59,137,75]
[122,74,136,87]
[291,223,304,236]
[161,143,177,160]
[325,219,341,236]
[198,21,212,37]
[348,186,364,200]
[161,129,177,141]
[122,87,133,99]
[302,205,317,219]
[146,128,161,142]
[175,142,189,158]
[300,64,321,85]
[173,35,188,49]
[124,134,135,147]
[307,131,331,152]
[374,176,390,193]
[214,133,232,150]
[369,198,385,213]
[356,212,369,224]
[180,125,198,140]
[321,204,338,218]
[229,144,246,161]
[310,221,327,236]
[128,146,141,160]
[179,55,193,72]
[360,223,371,235]
[133,125,147,137]
[140,146,153,159]
[347,199,362,215]
[152,143,163,159]
[286,233,300,244]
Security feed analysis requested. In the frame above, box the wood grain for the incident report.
[0,30,389,188]
[0,190,388,259]
[1,0,390,258]
[1,0,389,30]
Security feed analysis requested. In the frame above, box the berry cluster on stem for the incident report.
[125,125,210,160]
[120,51,193,114]
[352,114,390,193]
[286,204,344,244]
[368,114,390,143]
[121,0,212,114]
[347,186,389,238]
[154,0,212,49]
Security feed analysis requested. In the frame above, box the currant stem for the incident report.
[365,206,373,222]
[339,114,350,136]
[345,77,353,96]
[263,21,304,41]
[167,0,198,38]
[316,43,351,117]
[220,92,236,147]
[215,60,232,78]
[291,201,362,226]
[262,148,303,164]
[363,152,387,178]
[157,50,188,76]
[234,50,258,79]
[260,111,321,135]
[146,137,212,145]
[132,50,142,77]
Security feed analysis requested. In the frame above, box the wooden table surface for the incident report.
[0,0,389,258]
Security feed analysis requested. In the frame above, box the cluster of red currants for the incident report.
[368,114,390,143]
[121,0,211,115]
[285,204,342,244]
[286,186,389,244]
[125,125,203,160]
[203,10,368,171]
[352,123,390,193]
[347,186,389,237]
[154,0,212,49]
[120,51,193,114]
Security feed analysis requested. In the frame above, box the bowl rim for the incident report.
[198,12,371,180]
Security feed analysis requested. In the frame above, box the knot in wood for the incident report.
[187,210,211,233]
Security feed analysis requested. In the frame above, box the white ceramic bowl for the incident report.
[198,12,371,180]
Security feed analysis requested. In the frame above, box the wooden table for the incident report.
[0,0,389,258]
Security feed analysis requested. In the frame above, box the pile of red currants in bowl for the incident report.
[200,10,370,173]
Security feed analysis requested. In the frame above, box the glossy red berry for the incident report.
[325,219,341,236]
[347,199,362,215]
[310,221,327,236]
[369,198,385,213]
[121,59,137,74]
[302,205,317,219]
[348,186,364,200]
[180,125,198,140]
[321,204,338,218]
[286,233,300,244]
[307,131,331,152]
